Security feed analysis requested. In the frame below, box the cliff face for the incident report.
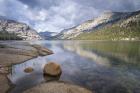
[55,10,140,40]
[0,18,42,40]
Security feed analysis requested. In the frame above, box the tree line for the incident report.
[0,31,22,40]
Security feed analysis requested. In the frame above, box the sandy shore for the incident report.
[0,41,53,93]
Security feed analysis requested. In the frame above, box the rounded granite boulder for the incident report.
[43,62,62,76]
[23,81,92,93]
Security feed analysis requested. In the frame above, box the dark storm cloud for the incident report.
[74,0,140,11]
[0,0,140,32]
[18,0,140,11]
[18,0,39,8]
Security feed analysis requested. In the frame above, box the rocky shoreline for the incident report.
[0,41,92,93]
[0,41,53,93]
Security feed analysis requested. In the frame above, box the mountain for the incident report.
[53,27,76,39]
[0,17,42,40]
[55,10,140,40]
[39,31,58,40]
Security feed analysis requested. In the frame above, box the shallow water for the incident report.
[8,41,140,93]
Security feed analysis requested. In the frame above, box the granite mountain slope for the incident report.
[0,17,42,40]
[54,10,140,40]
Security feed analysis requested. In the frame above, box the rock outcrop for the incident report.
[0,75,10,93]
[0,17,42,40]
[32,44,53,56]
[0,42,53,66]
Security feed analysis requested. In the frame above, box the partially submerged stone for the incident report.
[32,44,53,56]
[43,62,62,76]
[24,67,34,73]
[23,82,92,93]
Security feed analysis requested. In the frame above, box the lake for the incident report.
[8,41,140,93]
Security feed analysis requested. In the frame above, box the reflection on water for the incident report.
[8,41,140,93]
[8,57,47,93]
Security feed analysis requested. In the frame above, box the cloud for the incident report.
[0,0,140,32]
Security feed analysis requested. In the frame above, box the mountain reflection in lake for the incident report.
[8,41,140,93]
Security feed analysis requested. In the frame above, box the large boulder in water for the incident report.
[43,62,62,76]
[23,81,92,93]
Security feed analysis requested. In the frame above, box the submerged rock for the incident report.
[24,67,34,73]
[23,81,92,93]
[43,62,62,76]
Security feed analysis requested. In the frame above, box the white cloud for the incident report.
[34,0,100,32]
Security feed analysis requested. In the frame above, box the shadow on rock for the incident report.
[43,74,61,82]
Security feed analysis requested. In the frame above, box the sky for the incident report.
[0,0,140,32]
